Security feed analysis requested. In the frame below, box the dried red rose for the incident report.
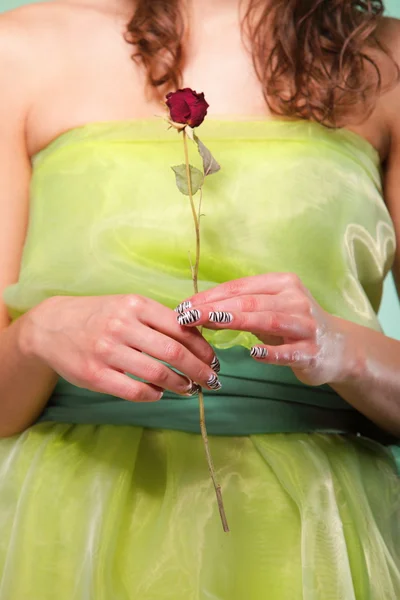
[166,88,209,128]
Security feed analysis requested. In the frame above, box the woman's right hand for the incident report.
[22,294,221,402]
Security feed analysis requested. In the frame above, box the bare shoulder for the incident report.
[0,1,123,135]
[378,16,400,55]
[0,2,65,44]
[0,1,106,55]
[0,1,104,27]
[0,5,48,130]
[376,17,400,105]
[0,2,72,96]
[371,17,400,145]
[0,4,38,62]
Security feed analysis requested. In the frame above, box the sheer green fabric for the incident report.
[0,119,399,599]
[0,425,398,599]
[4,119,395,347]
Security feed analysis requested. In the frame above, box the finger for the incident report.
[250,343,314,369]
[122,323,222,391]
[180,294,310,315]
[177,309,315,341]
[175,273,303,309]
[106,345,201,397]
[134,297,217,370]
[92,368,164,402]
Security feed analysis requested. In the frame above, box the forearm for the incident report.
[0,312,58,438]
[330,317,400,436]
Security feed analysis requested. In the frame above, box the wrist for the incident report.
[16,305,59,385]
[16,304,47,361]
[16,312,38,360]
[327,315,368,386]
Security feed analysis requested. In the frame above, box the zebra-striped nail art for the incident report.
[185,382,202,396]
[177,309,201,325]
[209,311,233,324]
[207,374,222,390]
[174,300,192,314]
[250,347,268,359]
[211,355,221,373]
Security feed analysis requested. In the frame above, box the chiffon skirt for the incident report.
[0,423,399,600]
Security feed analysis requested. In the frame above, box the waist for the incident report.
[38,347,394,443]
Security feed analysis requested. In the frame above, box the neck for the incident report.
[66,0,137,19]
[191,0,242,18]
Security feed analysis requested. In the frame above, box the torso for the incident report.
[2,0,400,162]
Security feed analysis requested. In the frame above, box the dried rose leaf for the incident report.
[172,164,204,196]
[193,134,221,177]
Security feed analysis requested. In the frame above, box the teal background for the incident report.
[381,0,400,337]
[387,0,400,16]
[1,0,400,339]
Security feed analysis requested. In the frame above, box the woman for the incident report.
[0,0,399,597]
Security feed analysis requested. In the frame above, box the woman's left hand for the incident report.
[175,273,357,387]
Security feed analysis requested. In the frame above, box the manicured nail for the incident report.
[184,381,201,397]
[175,300,192,314]
[250,347,268,359]
[209,311,233,324]
[211,355,221,373]
[207,373,222,390]
[177,309,201,325]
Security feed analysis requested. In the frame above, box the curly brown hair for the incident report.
[125,0,395,126]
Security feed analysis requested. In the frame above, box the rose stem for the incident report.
[182,129,229,533]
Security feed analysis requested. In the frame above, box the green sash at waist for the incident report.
[39,347,395,444]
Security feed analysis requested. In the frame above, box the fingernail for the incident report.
[157,391,164,400]
[209,311,233,324]
[184,381,201,397]
[207,373,222,390]
[250,347,268,359]
[211,355,221,373]
[175,300,192,314]
[177,309,201,325]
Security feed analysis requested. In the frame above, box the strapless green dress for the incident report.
[0,119,399,599]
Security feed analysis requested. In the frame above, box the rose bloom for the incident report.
[166,88,209,128]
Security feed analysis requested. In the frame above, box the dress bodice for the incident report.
[3,119,395,349]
